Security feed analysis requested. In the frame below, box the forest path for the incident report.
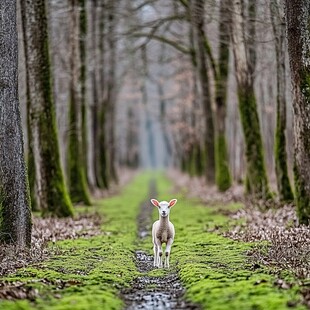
[0,172,307,310]
[121,180,199,309]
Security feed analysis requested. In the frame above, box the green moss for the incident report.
[274,103,294,202]
[67,94,91,206]
[294,163,310,225]
[215,133,232,191]
[294,72,310,224]
[238,87,270,199]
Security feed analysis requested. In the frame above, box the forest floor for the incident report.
[0,172,309,310]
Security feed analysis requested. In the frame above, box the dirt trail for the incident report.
[121,180,199,310]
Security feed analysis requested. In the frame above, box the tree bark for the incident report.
[214,0,232,191]
[98,0,109,188]
[270,0,294,202]
[106,0,118,182]
[21,0,74,217]
[191,0,215,184]
[0,0,32,246]
[79,0,89,188]
[285,0,310,224]
[230,0,270,199]
[67,0,91,205]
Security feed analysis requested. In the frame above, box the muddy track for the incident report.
[121,180,199,310]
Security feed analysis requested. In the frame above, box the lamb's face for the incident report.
[158,201,170,217]
[150,199,177,218]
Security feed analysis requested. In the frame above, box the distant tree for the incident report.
[67,0,91,205]
[285,0,310,224]
[191,0,215,184]
[270,0,293,202]
[79,0,89,187]
[214,0,232,191]
[0,0,32,246]
[230,0,270,199]
[21,0,74,217]
[90,0,109,189]
[106,0,118,182]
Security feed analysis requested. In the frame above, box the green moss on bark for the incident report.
[294,73,310,224]
[79,0,88,178]
[67,95,92,205]
[215,134,232,191]
[238,87,270,199]
[274,117,294,202]
[294,163,310,225]
[27,149,38,211]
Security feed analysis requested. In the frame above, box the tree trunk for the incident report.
[0,0,32,246]
[191,0,215,184]
[79,0,89,188]
[106,0,118,182]
[90,0,108,189]
[98,0,109,188]
[285,0,310,224]
[67,0,91,205]
[214,0,232,191]
[230,0,270,199]
[21,0,74,217]
[270,0,294,202]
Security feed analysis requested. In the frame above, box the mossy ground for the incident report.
[0,172,306,309]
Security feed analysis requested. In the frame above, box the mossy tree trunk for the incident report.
[214,0,232,191]
[79,0,89,187]
[21,0,74,217]
[24,55,38,212]
[285,0,310,224]
[98,0,109,188]
[230,0,270,199]
[0,0,32,246]
[270,0,294,202]
[106,0,118,182]
[67,0,91,205]
[90,0,108,189]
[191,0,215,184]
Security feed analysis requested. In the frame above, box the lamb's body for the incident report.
[151,199,177,268]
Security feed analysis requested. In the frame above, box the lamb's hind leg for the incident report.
[164,238,173,268]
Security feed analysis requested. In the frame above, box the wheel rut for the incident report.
[121,180,199,310]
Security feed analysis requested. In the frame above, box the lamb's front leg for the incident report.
[156,238,163,268]
[164,238,174,268]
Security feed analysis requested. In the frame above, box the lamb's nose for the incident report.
[162,211,166,215]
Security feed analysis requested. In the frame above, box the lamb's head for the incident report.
[150,199,177,218]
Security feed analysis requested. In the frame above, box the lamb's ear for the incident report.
[168,199,177,208]
[151,199,160,207]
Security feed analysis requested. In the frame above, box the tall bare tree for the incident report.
[0,0,32,246]
[67,0,91,205]
[285,0,310,224]
[21,0,74,217]
[230,0,270,198]
[191,0,215,184]
[106,0,118,182]
[270,0,293,202]
[214,0,232,191]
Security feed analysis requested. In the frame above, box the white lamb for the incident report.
[150,198,177,268]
